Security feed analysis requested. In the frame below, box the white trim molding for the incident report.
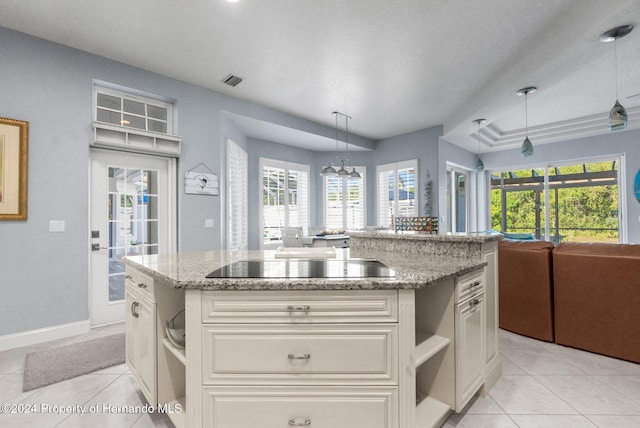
[0,320,91,352]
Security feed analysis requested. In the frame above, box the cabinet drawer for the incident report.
[202,324,397,385]
[203,386,398,428]
[201,290,397,323]
[455,270,484,303]
[126,268,155,301]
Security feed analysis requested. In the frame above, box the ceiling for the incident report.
[1,0,639,153]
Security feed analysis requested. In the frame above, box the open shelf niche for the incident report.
[414,282,456,427]
[155,284,187,428]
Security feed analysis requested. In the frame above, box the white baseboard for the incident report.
[0,320,91,352]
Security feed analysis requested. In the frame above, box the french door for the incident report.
[90,149,176,325]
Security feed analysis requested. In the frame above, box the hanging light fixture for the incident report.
[320,113,340,176]
[321,112,360,179]
[516,86,536,157]
[472,118,486,172]
[600,25,633,131]
[344,113,361,178]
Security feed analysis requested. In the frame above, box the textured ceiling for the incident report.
[0,0,639,153]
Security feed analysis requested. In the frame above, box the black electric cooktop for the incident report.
[206,259,396,279]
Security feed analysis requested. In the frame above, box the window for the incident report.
[226,139,248,250]
[260,158,309,247]
[377,160,418,227]
[446,165,469,233]
[94,86,172,134]
[324,168,366,230]
[490,157,622,243]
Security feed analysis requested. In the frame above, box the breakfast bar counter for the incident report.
[123,232,501,428]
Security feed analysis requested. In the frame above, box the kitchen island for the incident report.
[124,232,501,428]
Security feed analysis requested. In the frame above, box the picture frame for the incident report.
[0,117,29,220]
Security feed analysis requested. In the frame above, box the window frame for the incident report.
[93,85,174,135]
[226,139,248,250]
[446,163,470,234]
[376,159,419,228]
[487,154,626,243]
[259,157,310,249]
[323,167,367,230]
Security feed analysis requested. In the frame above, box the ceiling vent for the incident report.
[222,74,243,87]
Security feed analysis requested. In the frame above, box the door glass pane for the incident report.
[455,171,467,233]
[548,161,618,243]
[106,167,160,302]
[490,168,547,239]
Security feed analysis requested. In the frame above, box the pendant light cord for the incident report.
[525,92,529,137]
[614,39,619,100]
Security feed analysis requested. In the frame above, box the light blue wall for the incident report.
[0,27,371,336]
[373,127,442,224]
[480,130,640,243]
[3,23,637,341]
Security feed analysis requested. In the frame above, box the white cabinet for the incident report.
[189,290,400,428]
[454,270,486,411]
[126,265,187,428]
[202,386,397,428]
[125,273,157,406]
[455,291,485,410]
[481,241,500,388]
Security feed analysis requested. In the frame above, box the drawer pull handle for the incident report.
[287,305,310,312]
[131,301,140,318]
[288,418,311,426]
[288,353,311,360]
[469,298,480,307]
[138,283,148,289]
[125,275,133,280]
[470,281,481,288]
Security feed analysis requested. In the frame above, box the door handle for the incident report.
[131,301,140,318]
[91,243,108,251]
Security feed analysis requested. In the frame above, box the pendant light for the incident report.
[600,25,633,131]
[472,118,486,172]
[516,86,536,157]
[344,113,361,178]
[321,112,360,179]
[320,113,339,176]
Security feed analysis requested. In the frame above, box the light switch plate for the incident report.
[205,219,215,229]
[49,220,65,233]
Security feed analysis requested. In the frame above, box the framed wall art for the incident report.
[0,117,28,220]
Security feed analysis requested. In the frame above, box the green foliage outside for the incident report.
[491,162,618,243]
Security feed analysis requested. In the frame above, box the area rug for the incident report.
[23,332,125,392]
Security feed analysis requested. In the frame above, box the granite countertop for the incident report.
[123,248,486,291]
[349,229,503,243]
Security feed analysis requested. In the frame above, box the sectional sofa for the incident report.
[498,240,640,364]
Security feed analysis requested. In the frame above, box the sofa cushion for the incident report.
[553,242,640,363]
[498,240,555,341]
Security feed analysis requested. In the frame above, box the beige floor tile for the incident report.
[489,375,578,415]
[510,414,598,428]
[444,414,519,427]
[586,415,640,427]
[535,375,640,415]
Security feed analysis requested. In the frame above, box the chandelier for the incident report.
[320,111,361,179]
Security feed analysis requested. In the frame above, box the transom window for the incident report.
[94,86,172,134]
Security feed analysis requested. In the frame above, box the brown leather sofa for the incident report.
[498,240,555,342]
[553,242,640,364]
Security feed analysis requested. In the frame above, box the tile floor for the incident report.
[1,325,640,427]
